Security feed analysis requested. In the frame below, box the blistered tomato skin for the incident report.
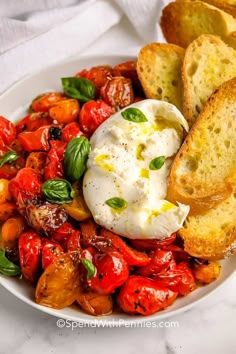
[18,126,51,152]
[31,92,65,112]
[130,233,177,251]
[76,65,113,92]
[0,116,16,146]
[41,239,64,270]
[117,276,178,316]
[44,141,66,180]
[19,230,42,283]
[100,76,134,109]
[79,100,112,135]
[49,99,80,124]
[137,250,176,277]
[15,113,53,134]
[61,122,85,143]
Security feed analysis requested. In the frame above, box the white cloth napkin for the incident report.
[0,0,169,93]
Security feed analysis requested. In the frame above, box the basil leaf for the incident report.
[0,151,19,167]
[61,77,96,102]
[42,179,75,204]
[81,258,96,279]
[0,248,21,277]
[105,197,127,210]
[64,137,91,182]
[121,107,148,123]
[149,156,166,170]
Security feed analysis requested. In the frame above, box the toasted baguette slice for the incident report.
[137,43,184,112]
[183,34,236,127]
[176,0,236,19]
[161,1,236,48]
[179,192,236,260]
[167,77,236,215]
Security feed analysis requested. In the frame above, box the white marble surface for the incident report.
[1,12,236,354]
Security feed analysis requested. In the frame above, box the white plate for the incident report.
[0,54,236,325]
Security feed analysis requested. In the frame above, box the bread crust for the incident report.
[176,0,236,19]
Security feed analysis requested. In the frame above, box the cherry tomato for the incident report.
[25,151,47,176]
[192,259,221,284]
[137,250,176,277]
[130,233,177,251]
[61,122,85,143]
[44,141,66,180]
[83,248,129,294]
[80,219,98,248]
[18,126,50,152]
[41,239,64,270]
[0,116,16,145]
[76,65,113,92]
[0,146,25,179]
[25,202,68,234]
[79,99,112,135]
[112,61,144,96]
[49,99,80,124]
[51,222,76,243]
[100,77,134,109]
[18,230,42,283]
[163,245,192,263]
[98,228,151,267]
[31,92,65,112]
[15,112,52,134]
[64,230,81,252]
[155,262,197,296]
[117,276,178,315]
[9,168,43,205]
[9,139,24,156]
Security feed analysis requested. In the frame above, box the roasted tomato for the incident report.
[192,260,221,284]
[137,250,176,277]
[0,145,25,179]
[64,230,81,252]
[63,181,91,221]
[76,65,113,92]
[31,92,65,112]
[15,112,52,134]
[130,233,177,251]
[35,251,81,309]
[1,215,25,245]
[79,99,112,135]
[9,168,43,205]
[112,61,144,96]
[49,98,80,124]
[155,262,197,296]
[83,249,129,294]
[0,178,11,204]
[80,219,98,248]
[0,203,17,222]
[51,221,76,244]
[117,276,178,316]
[25,152,47,176]
[77,291,113,316]
[61,122,85,143]
[18,125,51,152]
[44,141,66,180]
[18,230,42,283]
[41,239,64,270]
[0,116,16,145]
[100,77,134,109]
[25,202,68,234]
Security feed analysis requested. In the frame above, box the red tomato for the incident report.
[112,61,144,96]
[15,112,52,134]
[83,249,129,294]
[137,250,176,277]
[100,77,134,109]
[79,100,112,135]
[61,122,85,143]
[98,228,151,267]
[117,276,178,316]
[155,262,197,296]
[9,168,43,205]
[0,116,16,145]
[49,99,80,124]
[44,141,66,180]
[18,230,42,283]
[51,222,76,244]
[64,230,81,252]
[76,65,113,92]
[0,145,25,179]
[41,238,63,270]
[163,245,192,263]
[130,233,177,251]
[18,126,50,152]
[80,219,98,248]
[31,92,65,112]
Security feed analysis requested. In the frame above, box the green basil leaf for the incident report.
[42,179,75,204]
[105,197,127,210]
[61,77,96,102]
[64,137,91,182]
[81,258,96,279]
[0,151,19,168]
[0,248,21,277]
[149,156,166,170]
[121,107,148,123]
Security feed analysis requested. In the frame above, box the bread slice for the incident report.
[176,0,236,19]
[167,77,236,216]
[183,34,236,127]
[179,192,236,260]
[137,43,185,112]
[160,1,236,48]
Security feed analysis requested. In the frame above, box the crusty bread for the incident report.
[167,77,236,216]
[137,43,185,112]
[161,1,236,48]
[182,34,236,127]
[176,0,236,19]
[179,192,236,260]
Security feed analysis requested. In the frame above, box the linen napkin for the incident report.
[0,0,169,93]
